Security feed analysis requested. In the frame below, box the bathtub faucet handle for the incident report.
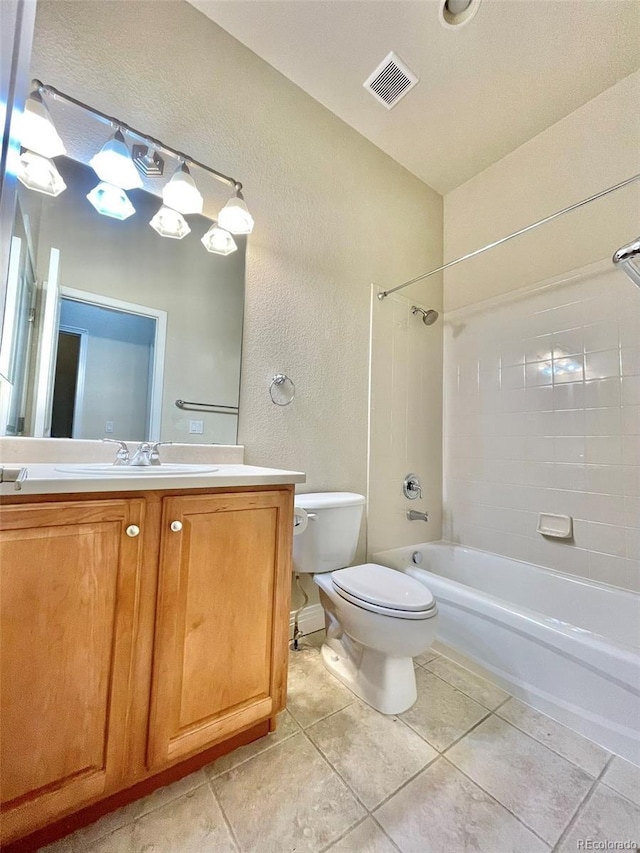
[403,473,423,500]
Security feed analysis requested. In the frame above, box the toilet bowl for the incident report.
[293,493,438,714]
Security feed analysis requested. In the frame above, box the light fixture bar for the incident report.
[32,79,242,192]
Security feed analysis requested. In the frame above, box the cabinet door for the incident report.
[147,489,293,767]
[0,498,144,844]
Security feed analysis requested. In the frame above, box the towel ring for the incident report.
[270,374,295,406]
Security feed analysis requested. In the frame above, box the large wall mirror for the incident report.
[1,83,246,445]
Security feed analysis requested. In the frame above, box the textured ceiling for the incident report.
[188,0,640,194]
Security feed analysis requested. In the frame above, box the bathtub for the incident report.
[373,541,640,765]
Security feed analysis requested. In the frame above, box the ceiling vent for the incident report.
[363,51,419,110]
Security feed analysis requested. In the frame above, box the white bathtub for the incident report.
[373,541,640,765]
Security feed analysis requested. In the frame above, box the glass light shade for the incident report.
[20,93,66,158]
[86,181,135,220]
[17,151,67,196]
[201,223,237,255]
[89,130,143,190]
[162,164,203,215]
[217,190,254,235]
[150,205,191,239]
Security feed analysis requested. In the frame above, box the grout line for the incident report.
[295,696,356,731]
[205,719,300,780]
[66,776,210,849]
[550,756,613,852]
[493,703,613,778]
[439,755,553,849]
[317,815,371,853]
[368,812,405,853]
[367,753,442,814]
[205,776,243,852]
[419,664,510,715]
[438,709,494,757]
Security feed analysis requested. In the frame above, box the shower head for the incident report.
[613,237,640,288]
[411,306,439,326]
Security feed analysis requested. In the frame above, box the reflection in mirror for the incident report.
[1,121,246,444]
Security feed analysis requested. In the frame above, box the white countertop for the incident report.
[0,463,306,496]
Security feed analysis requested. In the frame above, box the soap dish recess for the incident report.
[536,512,573,539]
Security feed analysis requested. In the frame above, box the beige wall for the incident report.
[444,71,640,312]
[30,1,443,585]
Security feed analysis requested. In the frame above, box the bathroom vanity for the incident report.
[0,458,304,847]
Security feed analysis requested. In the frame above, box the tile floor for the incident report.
[42,632,640,853]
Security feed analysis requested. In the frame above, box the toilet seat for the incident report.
[331,563,437,620]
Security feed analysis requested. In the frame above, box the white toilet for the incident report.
[293,492,438,714]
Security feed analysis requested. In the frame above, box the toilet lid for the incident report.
[331,563,435,612]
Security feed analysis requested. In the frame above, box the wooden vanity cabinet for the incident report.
[0,499,145,843]
[0,485,294,847]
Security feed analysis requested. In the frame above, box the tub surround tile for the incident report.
[211,734,364,853]
[497,698,610,777]
[425,656,510,710]
[306,700,438,809]
[325,818,399,853]
[287,648,355,728]
[400,668,489,751]
[601,755,640,806]
[374,758,549,853]
[204,711,300,779]
[557,783,640,853]
[83,784,237,853]
[447,715,593,845]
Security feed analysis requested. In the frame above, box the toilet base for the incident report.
[320,637,418,715]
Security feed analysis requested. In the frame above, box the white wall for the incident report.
[444,71,640,312]
[29,0,443,607]
[81,335,151,441]
[368,285,443,556]
[442,74,640,592]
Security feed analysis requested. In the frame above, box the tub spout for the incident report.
[407,510,429,522]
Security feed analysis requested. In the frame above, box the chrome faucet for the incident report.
[149,441,172,465]
[407,509,429,522]
[103,439,130,465]
[130,442,152,466]
[130,441,173,466]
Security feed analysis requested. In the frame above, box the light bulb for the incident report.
[201,222,237,255]
[89,130,142,190]
[217,188,254,235]
[162,163,203,215]
[87,181,135,220]
[150,205,191,239]
[17,151,67,196]
[20,92,66,158]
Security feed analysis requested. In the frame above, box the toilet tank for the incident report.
[293,492,366,574]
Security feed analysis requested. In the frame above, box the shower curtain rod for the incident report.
[377,173,640,300]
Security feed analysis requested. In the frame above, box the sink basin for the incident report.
[54,463,219,476]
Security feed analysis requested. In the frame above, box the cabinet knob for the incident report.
[170,520,183,532]
[126,525,140,538]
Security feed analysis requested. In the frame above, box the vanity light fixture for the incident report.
[17,151,67,196]
[20,91,66,158]
[162,163,203,215]
[217,188,254,235]
[150,205,191,239]
[201,222,237,255]
[89,129,143,190]
[87,181,136,220]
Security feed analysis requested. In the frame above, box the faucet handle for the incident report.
[102,439,130,465]
[149,441,173,465]
[403,473,423,500]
